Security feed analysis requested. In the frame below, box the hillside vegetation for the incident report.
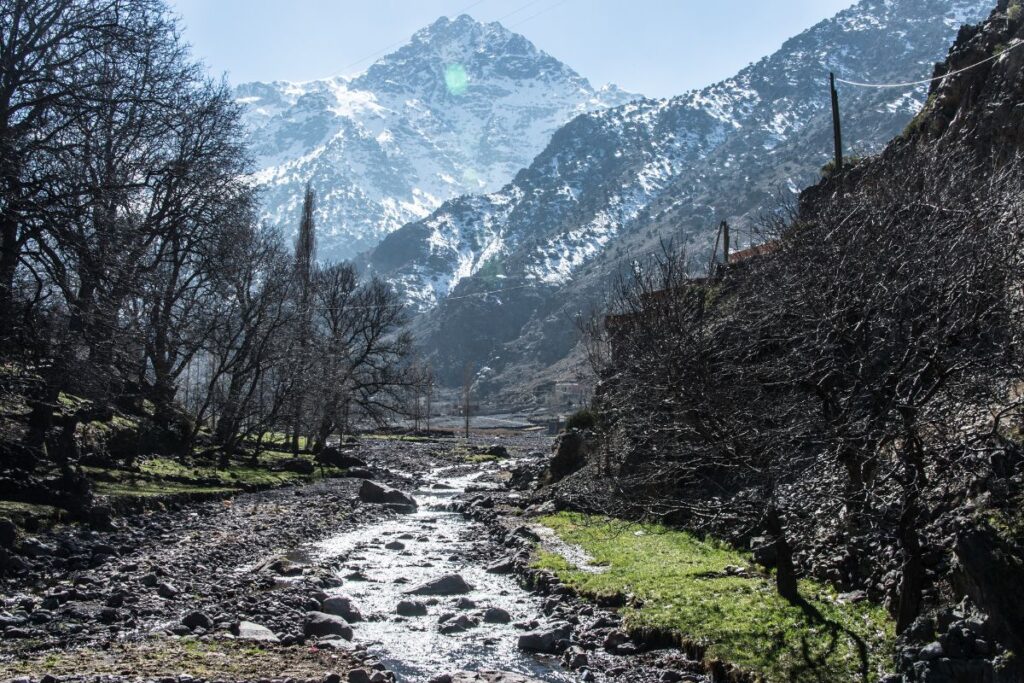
[560,2,1024,681]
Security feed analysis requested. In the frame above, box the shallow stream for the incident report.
[316,465,572,682]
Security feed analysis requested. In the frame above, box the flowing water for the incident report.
[315,465,572,682]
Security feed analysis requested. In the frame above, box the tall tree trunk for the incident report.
[896,502,925,633]
[215,373,244,461]
[766,505,800,602]
[896,432,928,633]
[0,213,20,347]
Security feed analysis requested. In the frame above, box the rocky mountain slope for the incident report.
[367,0,996,393]
[237,15,636,260]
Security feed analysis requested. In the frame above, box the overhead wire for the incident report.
[508,0,575,28]
[834,38,1023,88]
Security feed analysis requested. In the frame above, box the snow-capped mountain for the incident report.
[366,0,995,390]
[237,15,637,260]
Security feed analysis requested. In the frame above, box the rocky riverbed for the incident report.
[0,436,709,683]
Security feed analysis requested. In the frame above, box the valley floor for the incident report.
[0,435,896,683]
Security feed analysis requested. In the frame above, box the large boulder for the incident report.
[358,480,417,512]
[321,595,362,622]
[181,611,213,631]
[953,524,1024,656]
[483,607,511,624]
[234,620,279,642]
[548,431,586,481]
[303,611,353,640]
[517,622,572,654]
[0,518,17,548]
[406,574,473,596]
[396,599,428,616]
[316,447,367,469]
[275,458,315,475]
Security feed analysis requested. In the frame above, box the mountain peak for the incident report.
[235,14,638,262]
[351,14,582,95]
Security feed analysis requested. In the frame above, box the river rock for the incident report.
[439,613,479,634]
[562,646,588,669]
[316,447,367,469]
[304,611,353,640]
[0,518,17,547]
[358,480,417,512]
[260,556,303,576]
[437,671,548,682]
[603,630,638,654]
[321,595,362,622]
[20,538,55,557]
[517,622,572,653]
[181,611,213,630]
[407,574,473,596]
[485,557,515,574]
[235,620,279,642]
[346,468,374,479]
[156,582,179,598]
[396,600,428,616]
[384,540,405,551]
[483,607,511,624]
[276,458,315,474]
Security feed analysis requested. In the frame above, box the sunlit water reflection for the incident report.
[315,466,573,682]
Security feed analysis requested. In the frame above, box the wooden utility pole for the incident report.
[721,221,730,264]
[829,72,843,172]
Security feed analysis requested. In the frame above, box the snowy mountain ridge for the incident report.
[364,0,996,389]
[236,15,638,260]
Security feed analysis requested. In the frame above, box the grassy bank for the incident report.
[85,451,345,500]
[533,512,895,682]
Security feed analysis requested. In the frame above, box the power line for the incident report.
[494,0,549,24]
[508,0,575,28]
[835,38,1023,89]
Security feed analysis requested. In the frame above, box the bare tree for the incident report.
[588,150,1024,621]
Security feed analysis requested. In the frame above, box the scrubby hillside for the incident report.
[549,2,1024,681]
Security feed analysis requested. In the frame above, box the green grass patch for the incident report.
[0,500,67,529]
[257,431,310,450]
[86,453,344,500]
[534,513,895,682]
[56,392,92,411]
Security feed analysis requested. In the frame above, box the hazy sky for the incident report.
[169,0,855,99]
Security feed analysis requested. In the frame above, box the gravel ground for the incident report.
[0,434,709,683]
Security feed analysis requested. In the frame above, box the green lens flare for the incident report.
[444,63,469,96]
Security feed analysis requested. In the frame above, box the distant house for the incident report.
[604,237,779,360]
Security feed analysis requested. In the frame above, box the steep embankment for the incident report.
[549,2,1024,682]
